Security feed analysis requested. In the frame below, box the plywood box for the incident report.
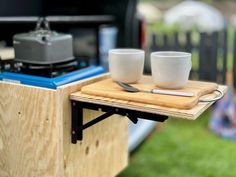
[0,74,128,177]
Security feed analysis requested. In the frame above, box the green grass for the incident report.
[117,110,236,177]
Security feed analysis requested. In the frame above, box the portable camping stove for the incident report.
[0,58,104,89]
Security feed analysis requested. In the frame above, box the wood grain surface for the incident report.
[0,73,128,177]
[0,82,64,177]
[58,73,128,177]
[80,76,218,109]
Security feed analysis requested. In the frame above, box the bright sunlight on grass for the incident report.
[118,109,236,177]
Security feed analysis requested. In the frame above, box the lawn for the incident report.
[117,109,236,177]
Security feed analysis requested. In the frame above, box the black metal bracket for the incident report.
[71,100,168,144]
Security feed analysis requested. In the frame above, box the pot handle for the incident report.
[35,17,50,31]
[199,89,224,102]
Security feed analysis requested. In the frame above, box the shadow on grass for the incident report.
[118,109,236,177]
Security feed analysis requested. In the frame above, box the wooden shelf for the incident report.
[70,74,228,120]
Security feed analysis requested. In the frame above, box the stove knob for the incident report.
[42,36,47,42]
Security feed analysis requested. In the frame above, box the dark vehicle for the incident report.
[0,0,154,152]
[0,0,145,60]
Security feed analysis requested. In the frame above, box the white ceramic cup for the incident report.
[108,49,145,83]
[151,51,192,89]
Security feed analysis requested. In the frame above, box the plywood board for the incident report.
[0,81,64,177]
[58,73,128,177]
[0,73,128,177]
[81,77,218,109]
[70,75,228,120]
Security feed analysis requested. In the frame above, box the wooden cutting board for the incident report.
[81,76,218,109]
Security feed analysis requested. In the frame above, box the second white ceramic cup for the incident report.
[108,49,145,83]
[151,51,192,89]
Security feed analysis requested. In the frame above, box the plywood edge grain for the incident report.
[55,90,66,177]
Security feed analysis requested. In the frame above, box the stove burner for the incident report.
[20,59,80,77]
[0,58,90,78]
